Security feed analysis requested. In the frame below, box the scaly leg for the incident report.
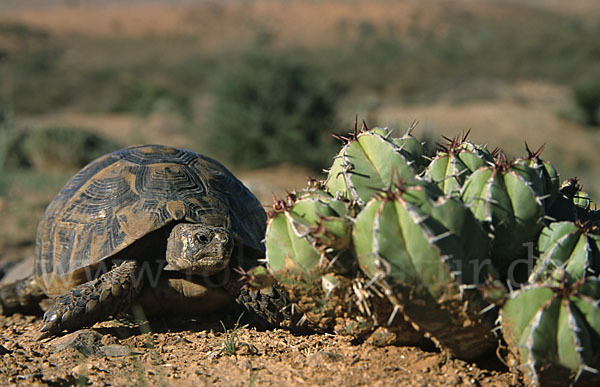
[39,260,143,339]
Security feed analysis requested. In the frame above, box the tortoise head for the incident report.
[164,223,233,275]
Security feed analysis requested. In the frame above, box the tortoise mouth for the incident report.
[163,257,229,275]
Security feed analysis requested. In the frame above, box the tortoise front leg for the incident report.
[39,260,143,339]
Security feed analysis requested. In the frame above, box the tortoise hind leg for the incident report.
[227,265,305,330]
[237,284,301,328]
[39,260,143,339]
[0,275,46,315]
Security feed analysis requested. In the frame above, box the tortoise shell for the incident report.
[34,145,266,296]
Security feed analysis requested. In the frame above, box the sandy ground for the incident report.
[0,311,519,386]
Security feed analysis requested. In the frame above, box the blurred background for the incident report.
[1,0,599,258]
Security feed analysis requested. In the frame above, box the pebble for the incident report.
[307,351,344,366]
[51,329,103,355]
[365,327,398,347]
[100,344,131,357]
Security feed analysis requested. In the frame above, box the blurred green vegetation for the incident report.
[0,123,121,244]
[17,126,121,170]
[0,121,120,191]
[573,82,600,126]
[109,80,191,118]
[208,44,341,169]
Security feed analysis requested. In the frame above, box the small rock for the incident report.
[0,345,11,355]
[308,350,343,366]
[52,329,103,356]
[237,343,258,356]
[365,327,397,347]
[101,344,131,357]
[100,334,117,347]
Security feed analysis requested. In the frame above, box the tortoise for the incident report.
[0,144,291,338]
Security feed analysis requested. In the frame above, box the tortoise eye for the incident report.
[195,233,210,244]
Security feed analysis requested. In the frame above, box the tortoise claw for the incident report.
[36,329,54,341]
[37,309,62,339]
[39,322,51,333]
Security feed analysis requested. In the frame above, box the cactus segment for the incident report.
[425,131,495,196]
[461,156,545,269]
[426,152,488,196]
[266,189,352,274]
[501,278,600,385]
[549,178,594,222]
[390,128,428,173]
[326,129,418,204]
[515,143,560,210]
[368,126,427,172]
[265,189,352,331]
[530,221,600,282]
[265,208,321,273]
[352,181,496,359]
[286,190,352,252]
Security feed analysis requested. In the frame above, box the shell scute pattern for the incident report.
[34,145,264,286]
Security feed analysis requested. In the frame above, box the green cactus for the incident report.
[425,130,496,196]
[549,178,594,223]
[265,185,422,342]
[515,143,560,211]
[371,124,428,173]
[326,124,420,204]
[501,277,600,385]
[461,152,546,270]
[258,116,600,375]
[266,187,353,276]
[590,210,600,227]
[529,220,600,283]
[352,179,497,360]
